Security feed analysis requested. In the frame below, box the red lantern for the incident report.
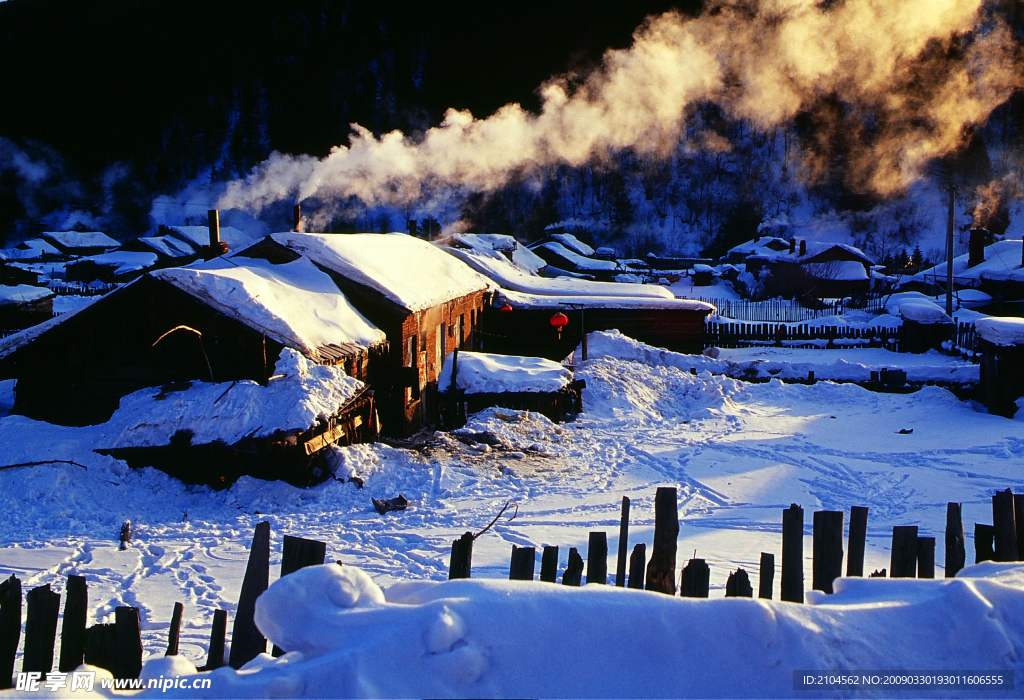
[500,304,513,314]
[550,311,569,339]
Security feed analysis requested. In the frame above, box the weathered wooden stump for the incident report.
[1015,494,1024,562]
[890,526,918,578]
[229,521,270,669]
[165,602,184,656]
[645,487,679,594]
[23,584,61,674]
[680,558,710,598]
[509,545,536,581]
[586,532,608,585]
[945,503,966,577]
[846,506,868,577]
[869,569,887,577]
[273,535,327,656]
[59,576,88,672]
[758,553,774,599]
[812,510,844,594]
[84,624,117,675]
[115,606,143,679]
[627,543,646,590]
[205,609,227,671]
[975,524,995,563]
[448,532,474,580]
[562,547,584,586]
[540,546,559,583]
[615,496,630,587]
[993,489,1018,562]
[0,575,21,689]
[725,568,753,597]
[917,537,936,579]
[781,504,804,603]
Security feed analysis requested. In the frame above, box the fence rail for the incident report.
[695,296,886,323]
[48,283,118,297]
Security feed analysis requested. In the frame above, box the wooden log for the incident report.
[917,537,936,579]
[0,576,20,690]
[562,547,584,586]
[869,569,886,578]
[627,544,646,589]
[165,602,184,657]
[1015,494,1024,562]
[812,510,844,594]
[58,575,88,672]
[115,606,143,679]
[586,532,608,585]
[725,568,753,597]
[781,504,804,603]
[758,552,774,599]
[846,506,868,577]
[272,535,327,656]
[615,496,630,587]
[23,584,61,674]
[680,558,710,598]
[890,526,918,578]
[509,545,536,581]
[448,532,473,580]
[975,523,995,563]
[992,489,1018,562]
[945,503,966,577]
[645,487,679,594]
[228,521,270,669]
[205,609,227,671]
[540,546,559,583]
[84,624,117,675]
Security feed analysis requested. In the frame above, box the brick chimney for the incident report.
[968,227,990,268]
[208,209,220,247]
[293,205,302,233]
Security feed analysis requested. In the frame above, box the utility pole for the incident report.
[945,183,955,317]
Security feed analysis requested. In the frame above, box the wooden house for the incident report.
[65,251,159,284]
[238,232,493,437]
[0,255,387,427]
[0,285,54,331]
[120,235,200,266]
[40,231,120,257]
[743,239,875,300]
[1,238,64,262]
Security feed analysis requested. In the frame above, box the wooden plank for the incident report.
[758,553,774,599]
[890,526,918,578]
[586,532,608,585]
[508,546,536,581]
[272,535,328,656]
[993,489,1018,562]
[917,537,936,579]
[680,558,710,598]
[205,610,227,671]
[58,575,88,672]
[812,510,844,594]
[165,602,184,656]
[114,607,143,679]
[84,624,117,675]
[23,584,60,674]
[615,496,630,587]
[781,504,804,603]
[945,503,966,577]
[628,544,646,590]
[846,506,868,577]
[448,532,473,580]
[725,568,753,597]
[540,546,559,583]
[228,521,270,669]
[645,487,678,594]
[975,523,995,564]
[562,547,584,586]
[1015,494,1024,562]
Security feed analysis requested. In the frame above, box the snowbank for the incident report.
[0,284,53,306]
[100,349,364,448]
[153,257,386,357]
[900,300,953,325]
[976,317,1024,347]
[110,561,1024,698]
[273,232,492,313]
[438,352,573,394]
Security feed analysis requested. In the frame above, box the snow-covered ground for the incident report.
[0,334,1021,696]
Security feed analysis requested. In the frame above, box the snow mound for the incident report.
[976,316,1024,347]
[0,284,53,306]
[900,300,953,325]
[438,352,573,394]
[100,349,364,448]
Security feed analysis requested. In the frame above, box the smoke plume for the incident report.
[218,0,1023,230]
[972,172,1020,229]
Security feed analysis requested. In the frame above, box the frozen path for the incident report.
[0,341,1021,669]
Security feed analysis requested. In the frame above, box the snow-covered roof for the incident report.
[71,251,158,276]
[449,233,547,275]
[692,264,715,274]
[900,300,953,325]
[726,237,790,256]
[976,317,1024,347]
[2,238,62,259]
[136,235,197,259]
[438,351,573,394]
[443,246,677,301]
[153,256,386,358]
[748,241,874,266]
[0,284,54,307]
[101,348,365,448]
[41,231,119,250]
[905,240,1024,286]
[534,242,619,271]
[804,260,869,281]
[271,232,492,313]
[499,288,715,312]
[165,225,257,252]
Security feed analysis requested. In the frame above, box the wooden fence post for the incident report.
[628,544,646,589]
[586,532,607,585]
[917,537,936,579]
[165,602,184,657]
[680,559,710,598]
[846,506,868,577]
[540,546,559,583]
[23,585,61,674]
[83,624,117,675]
[812,511,844,594]
[993,489,1018,562]
[114,606,143,680]
[645,487,679,594]
[1015,494,1024,561]
[975,524,995,563]
[59,576,88,672]
[562,547,584,586]
[509,546,536,581]
[758,553,774,599]
[273,535,327,656]
[945,503,966,577]
[229,521,270,669]
[0,575,21,689]
[448,532,474,580]
[615,497,630,587]
[725,568,753,597]
[205,610,227,671]
[781,504,804,603]
[890,526,918,577]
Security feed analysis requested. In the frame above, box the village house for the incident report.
[119,233,200,265]
[722,237,790,265]
[742,238,875,300]
[238,232,493,436]
[65,250,160,284]
[528,235,622,281]
[40,230,120,257]
[1,237,64,262]
[0,254,387,428]
[0,284,54,332]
